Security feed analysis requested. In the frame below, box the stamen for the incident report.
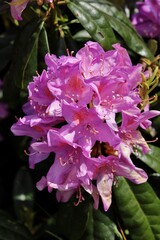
[74,187,85,206]
[14,115,19,121]
[140,94,158,108]
[24,150,37,156]
[86,125,99,134]
[36,70,39,76]
[66,49,74,56]
[59,157,66,166]
[146,137,158,143]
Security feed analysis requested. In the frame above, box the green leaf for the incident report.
[147,39,158,56]
[73,29,92,41]
[19,19,43,89]
[0,32,14,71]
[55,199,90,240]
[13,167,34,224]
[3,18,44,108]
[68,0,117,50]
[38,26,50,73]
[113,177,160,240]
[81,205,122,240]
[68,0,154,59]
[6,18,43,88]
[0,209,34,240]
[88,0,154,59]
[135,144,160,173]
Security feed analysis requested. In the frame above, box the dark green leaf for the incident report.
[55,197,90,240]
[0,210,34,240]
[88,0,154,59]
[114,177,160,240]
[0,32,14,71]
[0,45,12,71]
[68,0,117,50]
[81,205,122,240]
[13,167,34,222]
[68,0,154,59]
[148,174,160,199]
[38,26,50,73]
[135,144,160,173]
[6,18,43,89]
[147,39,158,56]
[22,39,38,89]
[3,18,44,108]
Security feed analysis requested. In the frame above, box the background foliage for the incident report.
[0,0,160,239]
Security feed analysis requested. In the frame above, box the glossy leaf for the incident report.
[68,0,117,50]
[0,209,34,240]
[88,0,154,59]
[135,144,160,173]
[113,177,160,240]
[73,29,91,41]
[68,0,154,59]
[81,205,122,240]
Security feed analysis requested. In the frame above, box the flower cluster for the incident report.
[132,0,160,38]
[11,41,160,211]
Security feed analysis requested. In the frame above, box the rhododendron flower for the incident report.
[132,0,160,38]
[11,41,160,211]
[10,0,30,20]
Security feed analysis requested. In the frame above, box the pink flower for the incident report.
[10,0,29,20]
[94,155,148,211]
[9,0,52,20]
[118,108,160,155]
[132,0,160,38]
[11,41,160,211]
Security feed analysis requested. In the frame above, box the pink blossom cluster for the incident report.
[11,41,159,210]
[132,0,160,38]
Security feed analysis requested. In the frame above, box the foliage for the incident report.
[0,0,160,239]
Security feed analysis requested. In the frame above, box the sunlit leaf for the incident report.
[68,0,154,59]
[73,29,91,41]
[68,0,117,50]
[114,177,160,240]
[81,205,122,240]
[135,144,160,173]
